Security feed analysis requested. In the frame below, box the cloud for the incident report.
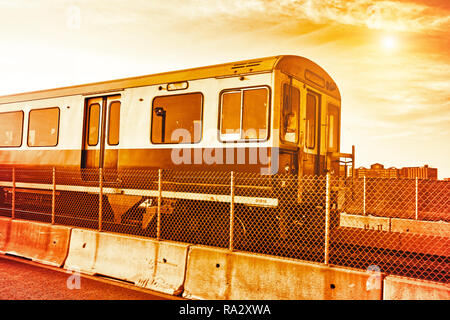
[3,0,449,34]
[170,0,450,33]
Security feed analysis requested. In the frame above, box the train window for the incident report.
[221,91,241,138]
[88,103,100,146]
[281,83,300,143]
[305,93,316,149]
[87,103,100,146]
[328,104,339,151]
[108,101,120,145]
[242,88,269,139]
[220,87,269,141]
[0,111,23,147]
[151,92,203,144]
[28,107,60,147]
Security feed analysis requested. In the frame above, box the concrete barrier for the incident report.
[182,246,230,300]
[144,240,190,295]
[384,275,450,300]
[64,228,189,295]
[4,219,71,267]
[0,217,12,253]
[182,246,383,300]
[63,228,98,275]
[391,218,450,237]
[340,213,391,232]
[333,226,449,257]
[339,213,450,238]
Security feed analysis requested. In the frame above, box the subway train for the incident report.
[0,55,352,247]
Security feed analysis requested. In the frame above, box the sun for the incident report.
[381,36,397,51]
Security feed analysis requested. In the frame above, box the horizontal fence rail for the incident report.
[0,167,448,283]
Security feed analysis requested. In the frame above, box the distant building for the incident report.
[399,165,438,180]
[352,164,438,180]
[354,163,399,179]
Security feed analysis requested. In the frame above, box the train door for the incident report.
[81,95,121,181]
[304,89,323,176]
[326,103,340,175]
[279,77,301,175]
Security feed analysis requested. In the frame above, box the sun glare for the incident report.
[381,35,397,51]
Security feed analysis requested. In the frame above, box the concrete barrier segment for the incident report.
[64,228,189,295]
[182,245,231,300]
[384,275,450,300]
[143,240,190,296]
[63,228,98,275]
[182,245,384,300]
[0,217,12,253]
[5,219,71,267]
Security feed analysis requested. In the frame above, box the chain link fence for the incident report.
[0,167,448,283]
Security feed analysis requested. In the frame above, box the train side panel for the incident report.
[0,95,84,169]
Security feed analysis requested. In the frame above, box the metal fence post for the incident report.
[363,175,366,216]
[415,177,418,220]
[99,168,103,231]
[12,167,15,219]
[324,172,330,265]
[52,167,56,225]
[157,169,162,241]
[351,145,355,180]
[229,171,235,252]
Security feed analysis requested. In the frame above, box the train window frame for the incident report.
[107,100,121,146]
[87,103,101,146]
[150,92,204,145]
[327,103,340,152]
[218,85,271,143]
[0,110,24,148]
[280,82,300,145]
[27,107,60,148]
[305,92,317,150]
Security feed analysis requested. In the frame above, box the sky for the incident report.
[0,0,449,178]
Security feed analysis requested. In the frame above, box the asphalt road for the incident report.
[0,254,182,300]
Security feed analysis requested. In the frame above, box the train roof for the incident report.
[0,55,340,104]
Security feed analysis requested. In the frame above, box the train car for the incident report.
[0,55,352,246]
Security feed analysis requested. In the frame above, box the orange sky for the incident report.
[0,0,449,178]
